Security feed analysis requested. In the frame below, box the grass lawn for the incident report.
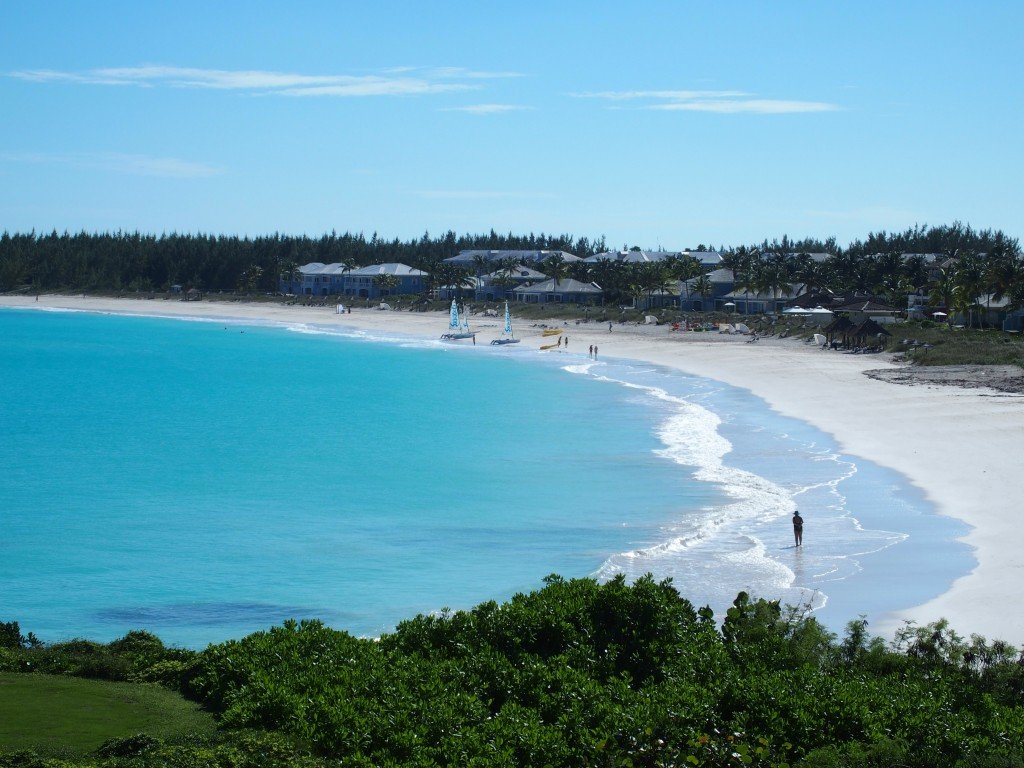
[0,673,216,757]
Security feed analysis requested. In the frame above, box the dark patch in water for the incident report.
[95,602,349,627]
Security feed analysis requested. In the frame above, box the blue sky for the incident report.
[2,1,1021,249]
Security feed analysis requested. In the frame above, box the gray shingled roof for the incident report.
[514,278,602,294]
[682,268,734,286]
[445,249,581,265]
[299,262,350,276]
[346,263,427,277]
[482,264,547,281]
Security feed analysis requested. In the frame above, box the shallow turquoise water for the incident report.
[0,308,972,647]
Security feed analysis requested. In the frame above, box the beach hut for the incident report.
[849,318,892,349]
[822,316,855,347]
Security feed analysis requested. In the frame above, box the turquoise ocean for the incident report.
[0,308,972,647]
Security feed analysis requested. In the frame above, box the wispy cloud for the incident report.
[7,65,518,97]
[440,103,533,114]
[388,66,523,80]
[414,189,556,200]
[575,89,840,114]
[0,151,222,178]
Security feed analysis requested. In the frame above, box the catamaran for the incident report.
[440,299,476,343]
[490,302,521,345]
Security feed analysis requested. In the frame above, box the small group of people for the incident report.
[588,344,599,358]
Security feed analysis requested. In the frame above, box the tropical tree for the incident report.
[929,267,958,326]
[691,273,714,313]
[790,253,822,296]
[983,242,1020,323]
[374,272,400,297]
[237,264,263,294]
[471,253,491,278]
[953,252,985,327]
[735,261,762,314]
[432,263,475,300]
[540,255,569,294]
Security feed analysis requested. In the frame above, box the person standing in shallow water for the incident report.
[792,511,804,547]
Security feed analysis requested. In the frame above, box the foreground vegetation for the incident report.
[4,576,1024,767]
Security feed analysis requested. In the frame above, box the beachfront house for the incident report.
[343,263,428,299]
[584,249,722,270]
[513,278,603,305]
[719,284,807,314]
[444,249,581,271]
[959,293,1024,330]
[435,277,482,301]
[678,268,735,311]
[279,262,427,297]
[281,262,351,295]
[830,297,901,324]
[474,264,548,301]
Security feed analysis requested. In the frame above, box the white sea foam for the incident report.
[565,367,794,595]
[564,361,917,618]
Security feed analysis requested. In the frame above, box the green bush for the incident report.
[6,578,1024,766]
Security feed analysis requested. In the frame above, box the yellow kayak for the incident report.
[540,342,560,350]
[541,328,563,337]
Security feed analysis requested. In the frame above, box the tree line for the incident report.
[2,224,1021,318]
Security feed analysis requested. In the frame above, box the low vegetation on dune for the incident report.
[4,576,1024,767]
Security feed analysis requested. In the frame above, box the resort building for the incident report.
[443,249,581,269]
[474,264,548,301]
[343,263,428,298]
[718,284,808,314]
[280,262,426,297]
[585,249,722,270]
[678,268,735,311]
[512,278,603,304]
[280,262,351,295]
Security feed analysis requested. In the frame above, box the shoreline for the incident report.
[5,294,1023,642]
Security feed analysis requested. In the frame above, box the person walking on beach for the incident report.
[608,322,613,332]
[594,345,598,358]
[792,511,804,547]
[589,344,593,357]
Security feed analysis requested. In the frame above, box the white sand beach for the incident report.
[5,294,1023,643]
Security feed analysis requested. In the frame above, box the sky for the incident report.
[2,1,1022,249]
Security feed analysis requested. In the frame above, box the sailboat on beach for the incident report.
[490,302,521,345]
[440,299,476,343]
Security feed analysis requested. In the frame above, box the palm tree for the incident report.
[736,262,762,315]
[953,253,985,327]
[929,267,957,326]
[983,245,1020,326]
[279,260,299,293]
[540,255,569,302]
[636,263,671,310]
[472,253,491,279]
[432,263,475,301]
[339,258,356,297]
[691,273,713,313]
[756,261,793,315]
[374,272,400,297]
[790,253,820,296]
